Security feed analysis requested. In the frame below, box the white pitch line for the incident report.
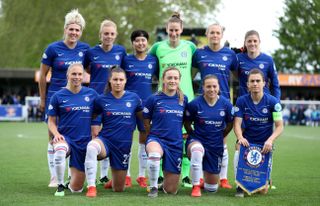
[17,134,28,138]
[282,134,319,141]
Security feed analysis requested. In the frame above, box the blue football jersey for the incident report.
[237,52,281,100]
[94,91,142,147]
[122,54,158,102]
[143,92,188,146]
[48,87,98,143]
[186,95,233,148]
[41,41,90,100]
[85,44,127,94]
[193,46,238,99]
[234,93,282,144]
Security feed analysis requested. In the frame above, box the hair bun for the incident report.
[172,12,180,19]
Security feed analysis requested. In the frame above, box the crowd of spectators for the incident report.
[282,104,320,127]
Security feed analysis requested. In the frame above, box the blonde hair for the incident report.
[64,9,85,30]
[161,67,184,105]
[66,63,84,88]
[66,63,84,76]
[99,19,117,34]
[205,23,225,35]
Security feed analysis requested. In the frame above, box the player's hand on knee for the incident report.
[53,134,65,143]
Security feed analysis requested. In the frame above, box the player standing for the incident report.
[192,23,238,189]
[121,30,158,188]
[38,9,89,187]
[84,19,127,186]
[149,12,196,187]
[237,30,281,100]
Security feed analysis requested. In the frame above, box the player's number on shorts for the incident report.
[123,154,131,165]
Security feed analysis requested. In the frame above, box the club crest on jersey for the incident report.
[222,56,228,61]
[42,53,47,59]
[84,96,90,102]
[48,104,53,110]
[148,64,153,69]
[115,55,120,60]
[244,146,265,168]
[259,63,264,69]
[126,102,132,108]
[79,51,83,57]
[181,51,187,58]
[220,111,225,116]
[262,108,268,114]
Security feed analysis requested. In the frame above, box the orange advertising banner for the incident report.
[278,74,320,87]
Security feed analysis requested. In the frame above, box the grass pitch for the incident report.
[0,122,319,206]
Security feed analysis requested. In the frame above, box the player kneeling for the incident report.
[184,75,234,197]
[48,63,97,197]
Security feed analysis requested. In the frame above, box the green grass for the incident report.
[0,123,319,206]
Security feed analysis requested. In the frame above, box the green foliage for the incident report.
[0,122,320,205]
[0,0,219,69]
[273,0,320,73]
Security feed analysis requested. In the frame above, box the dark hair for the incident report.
[243,30,260,53]
[167,12,183,27]
[161,67,184,105]
[248,68,265,80]
[202,74,220,95]
[202,74,219,86]
[104,66,126,94]
[130,30,149,42]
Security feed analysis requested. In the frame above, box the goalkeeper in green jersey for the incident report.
[150,11,197,188]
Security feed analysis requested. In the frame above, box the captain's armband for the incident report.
[272,111,282,121]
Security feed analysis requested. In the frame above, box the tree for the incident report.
[273,0,320,74]
[0,0,219,68]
